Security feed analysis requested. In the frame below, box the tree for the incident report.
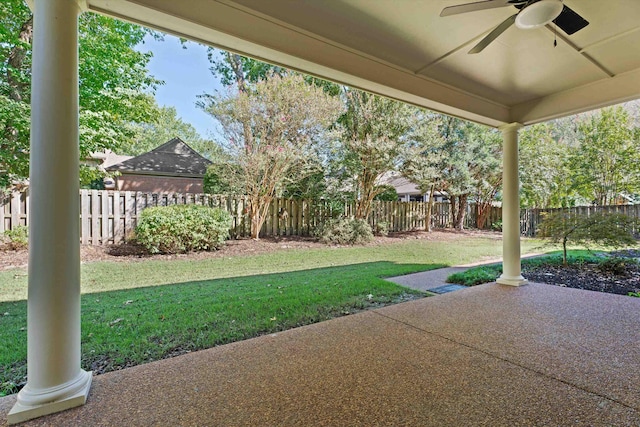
[200,73,343,239]
[0,0,33,188]
[127,105,222,158]
[537,211,638,265]
[519,123,575,209]
[436,118,501,230]
[401,112,446,231]
[570,107,640,205]
[338,89,416,220]
[0,1,161,188]
[464,124,502,230]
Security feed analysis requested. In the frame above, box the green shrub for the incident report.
[373,221,389,237]
[447,265,502,286]
[597,256,638,276]
[629,292,640,298]
[315,217,374,245]
[135,205,232,254]
[2,225,28,250]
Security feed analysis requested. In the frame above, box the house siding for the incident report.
[116,174,204,194]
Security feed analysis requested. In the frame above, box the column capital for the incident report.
[25,0,86,12]
[498,122,523,133]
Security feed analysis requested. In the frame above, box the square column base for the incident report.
[7,373,92,425]
[496,275,528,287]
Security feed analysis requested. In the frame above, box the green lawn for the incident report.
[0,235,541,396]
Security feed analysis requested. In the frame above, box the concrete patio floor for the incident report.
[2,282,639,426]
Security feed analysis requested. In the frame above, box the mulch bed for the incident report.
[523,250,640,296]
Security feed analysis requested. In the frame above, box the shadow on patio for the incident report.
[1,282,639,426]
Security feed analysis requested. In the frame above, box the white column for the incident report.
[496,123,527,287]
[8,0,91,424]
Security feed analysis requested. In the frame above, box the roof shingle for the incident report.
[106,138,211,177]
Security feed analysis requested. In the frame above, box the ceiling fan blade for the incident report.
[440,0,515,17]
[553,5,589,35]
[469,14,517,54]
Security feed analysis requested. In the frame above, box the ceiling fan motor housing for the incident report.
[515,0,564,29]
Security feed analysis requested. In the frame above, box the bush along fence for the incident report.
[9,189,638,245]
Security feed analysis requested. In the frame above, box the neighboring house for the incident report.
[106,137,212,194]
[380,173,448,203]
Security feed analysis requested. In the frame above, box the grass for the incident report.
[0,235,542,396]
[446,250,602,286]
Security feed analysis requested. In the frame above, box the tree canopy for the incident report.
[1,0,162,188]
[126,105,221,159]
[200,73,343,238]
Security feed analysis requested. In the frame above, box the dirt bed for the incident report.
[0,229,502,271]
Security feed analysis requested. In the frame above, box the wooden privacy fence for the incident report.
[520,204,640,237]
[2,189,510,245]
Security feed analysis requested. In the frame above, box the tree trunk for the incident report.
[450,196,457,229]
[476,202,491,229]
[454,194,468,230]
[425,184,435,232]
[249,198,263,240]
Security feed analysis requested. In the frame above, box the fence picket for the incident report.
[80,190,89,244]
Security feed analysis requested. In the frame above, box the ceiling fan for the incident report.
[440,0,589,54]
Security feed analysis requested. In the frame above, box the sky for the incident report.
[136,34,224,138]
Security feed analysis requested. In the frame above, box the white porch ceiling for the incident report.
[87,0,640,127]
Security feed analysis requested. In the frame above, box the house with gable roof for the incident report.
[106,137,212,194]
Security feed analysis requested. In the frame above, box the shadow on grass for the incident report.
[1,261,443,396]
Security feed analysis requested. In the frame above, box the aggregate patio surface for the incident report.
[2,280,640,426]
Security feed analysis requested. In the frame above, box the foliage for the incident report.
[281,168,328,200]
[315,217,374,245]
[447,265,501,286]
[403,115,502,230]
[439,118,502,230]
[203,162,244,195]
[135,204,231,254]
[0,1,161,188]
[519,123,574,208]
[518,105,640,209]
[629,292,640,297]
[401,113,447,231]
[537,211,638,265]
[207,50,341,96]
[208,51,282,89]
[127,106,222,158]
[597,256,638,276]
[199,73,342,239]
[338,89,416,220]
[79,164,106,189]
[373,221,389,237]
[373,185,398,202]
[2,225,27,250]
[569,107,640,205]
